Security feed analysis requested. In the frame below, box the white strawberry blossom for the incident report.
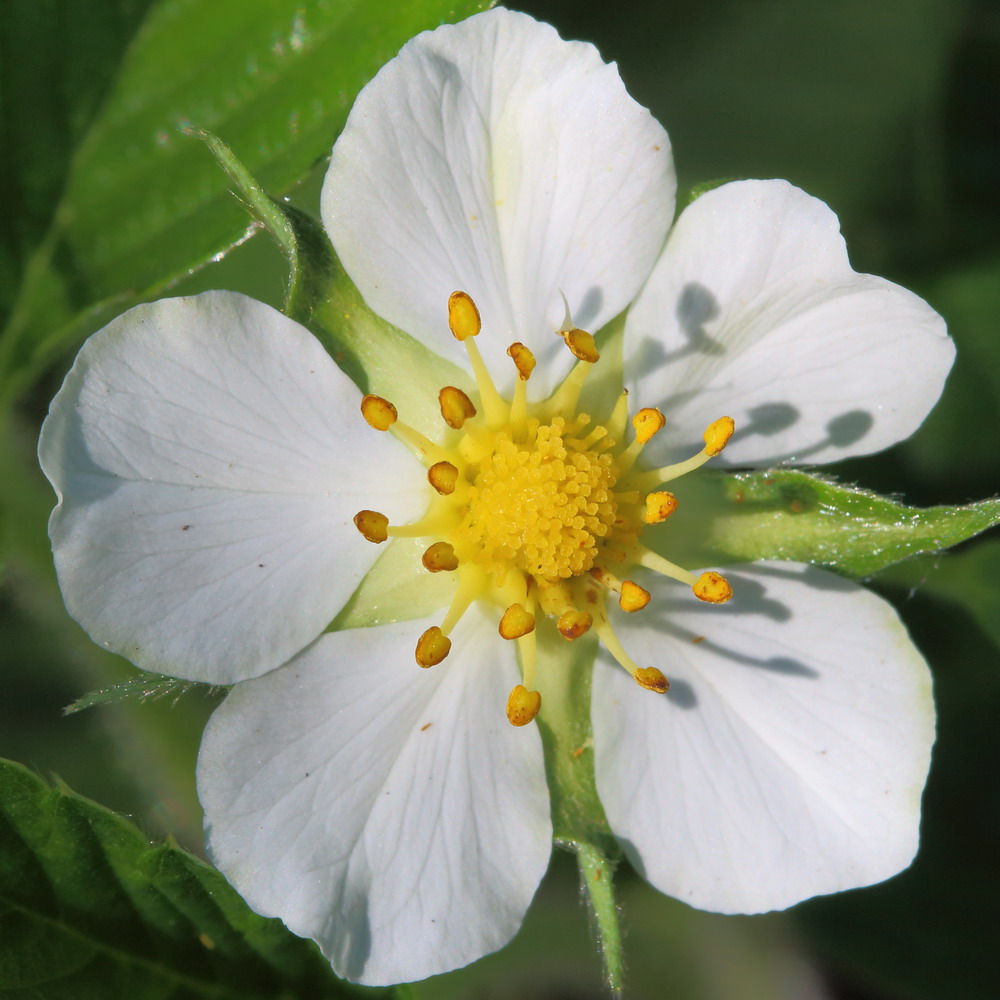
[40,8,952,987]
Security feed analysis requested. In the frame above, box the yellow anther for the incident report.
[692,571,733,604]
[558,610,593,640]
[360,394,397,431]
[704,416,735,456]
[499,604,536,640]
[619,580,651,613]
[353,510,388,543]
[632,407,666,445]
[643,491,678,525]
[439,386,477,429]
[448,290,481,341]
[427,461,459,495]
[507,342,536,381]
[421,542,459,573]
[416,626,451,667]
[563,328,600,364]
[506,684,542,727]
[634,667,670,693]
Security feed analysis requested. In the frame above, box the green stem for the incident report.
[575,840,624,996]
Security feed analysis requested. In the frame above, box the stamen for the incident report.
[704,416,735,456]
[643,491,678,524]
[563,328,600,364]
[631,546,733,603]
[439,386,477,429]
[499,603,536,640]
[618,407,667,474]
[626,416,737,492]
[634,667,670,693]
[692,571,733,604]
[422,542,459,572]
[449,291,506,428]
[507,343,533,439]
[447,290,481,341]
[416,626,451,667]
[360,394,398,431]
[507,342,535,381]
[506,684,542,727]
[589,565,651,612]
[632,408,666,445]
[353,510,388,543]
[427,461,459,495]
[594,618,668,692]
[558,610,593,640]
[619,580,651,612]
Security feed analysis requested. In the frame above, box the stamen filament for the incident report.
[593,618,667,692]
[606,391,630,444]
[390,420,450,465]
[439,568,485,635]
[463,335,508,429]
[517,627,538,691]
[546,359,594,418]
[509,361,529,440]
[631,545,698,586]
[625,448,716,492]
[385,513,456,539]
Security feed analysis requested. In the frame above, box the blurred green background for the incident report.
[1,1,998,998]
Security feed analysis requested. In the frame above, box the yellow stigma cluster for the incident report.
[454,419,617,580]
[354,290,735,727]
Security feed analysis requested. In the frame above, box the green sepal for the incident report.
[667,468,1000,578]
[682,177,741,207]
[328,537,455,632]
[0,758,388,999]
[195,128,468,438]
[536,634,624,996]
[63,672,203,715]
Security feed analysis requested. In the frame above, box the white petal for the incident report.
[322,8,675,394]
[592,562,934,913]
[625,180,954,466]
[39,292,425,684]
[198,610,552,985]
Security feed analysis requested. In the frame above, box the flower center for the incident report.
[455,418,617,580]
[353,291,735,728]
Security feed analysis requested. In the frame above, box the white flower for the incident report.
[39,7,954,988]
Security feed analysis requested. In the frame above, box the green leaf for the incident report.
[0,758,386,999]
[0,0,154,315]
[0,0,489,404]
[669,468,1000,578]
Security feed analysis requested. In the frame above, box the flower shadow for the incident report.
[630,281,877,463]
[630,565,854,711]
